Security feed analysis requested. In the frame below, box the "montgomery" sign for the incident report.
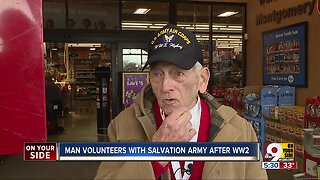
[256,0,316,25]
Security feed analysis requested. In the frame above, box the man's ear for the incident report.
[199,67,210,93]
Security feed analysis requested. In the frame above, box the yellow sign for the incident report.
[279,143,294,159]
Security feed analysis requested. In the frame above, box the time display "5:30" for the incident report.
[262,162,297,170]
[262,162,279,169]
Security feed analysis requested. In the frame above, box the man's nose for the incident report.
[161,75,174,92]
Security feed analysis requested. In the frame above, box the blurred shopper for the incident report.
[95,24,267,179]
[45,74,64,134]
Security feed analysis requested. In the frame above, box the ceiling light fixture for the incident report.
[213,35,228,38]
[122,22,152,26]
[149,26,164,29]
[133,8,151,14]
[185,27,209,30]
[212,25,227,28]
[217,38,241,41]
[122,25,148,28]
[217,11,239,17]
[68,43,101,47]
[195,24,209,27]
[219,27,242,31]
[197,38,209,41]
[177,24,191,27]
[229,35,243,38]
[154,23,166,26]
[228,25,242,29]
[218,46,234,49]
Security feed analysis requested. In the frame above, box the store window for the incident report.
[68,0,119,30]
[44,42,66,78]
[122,49,148,71]
[44,42,113,114]
[121,1,169,30]
[212,5,244,88]
[195,33,210,68]
[177,4,210,68]
[212,34,243,88]
[177,2,245,89]
[43,0,66,29]
[177,3,209,33]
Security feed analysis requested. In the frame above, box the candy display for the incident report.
[224,88,244,115]
[211,88,226,98]
[304,97,320,178]
[305,97,320,129]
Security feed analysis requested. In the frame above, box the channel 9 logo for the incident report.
[264,143,294,162]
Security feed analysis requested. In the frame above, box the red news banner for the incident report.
[24,143,57,161]
[279,161,297,169]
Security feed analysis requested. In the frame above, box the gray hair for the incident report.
[193,62,203,78]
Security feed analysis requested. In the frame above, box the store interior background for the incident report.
[42,0,248,123]
[1,0,320,179]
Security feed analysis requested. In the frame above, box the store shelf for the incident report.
[73,59,98,103]
[76,76,95,79]
[75,82,96,84]
[293,173,318,180]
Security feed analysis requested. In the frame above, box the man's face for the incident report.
[150,61,206,115]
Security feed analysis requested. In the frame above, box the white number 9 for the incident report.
[266,143,282,161]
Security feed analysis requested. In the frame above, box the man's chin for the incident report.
[161,106,176,116]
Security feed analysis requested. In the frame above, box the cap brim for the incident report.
[143,51,197,70]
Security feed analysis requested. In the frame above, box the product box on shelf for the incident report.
[261,87,278,117]
[267,106,304,144]
[296,143,304,157]
[278,86,295,106]
[269,106,280,120]
[279,106,304,128]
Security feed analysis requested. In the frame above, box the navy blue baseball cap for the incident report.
[143,24,203,70]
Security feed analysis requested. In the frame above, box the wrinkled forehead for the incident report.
[150,61,182,70]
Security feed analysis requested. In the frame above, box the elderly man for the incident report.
[95,24,267,180]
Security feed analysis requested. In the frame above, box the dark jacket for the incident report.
[45,80,62,114]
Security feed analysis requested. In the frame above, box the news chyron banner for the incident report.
[262,143,297,170]
[24,142,260,161]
